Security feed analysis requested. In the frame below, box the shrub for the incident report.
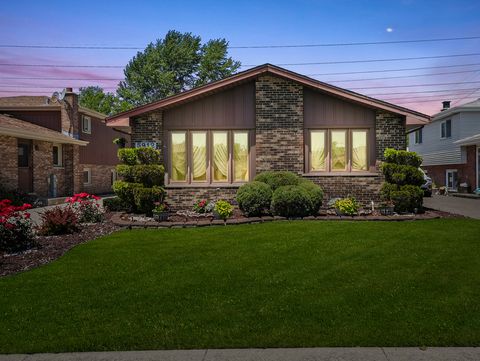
[136,147,161,164]
[133,186,165,215]
[254,171,299,191]
[383,184,423,213]
[131,164,165,187]
[112,181,142,212]
[117,148,138,165]
[381,163,424,186]
[236,181,273,216]
[298,179,324,215]
[116,164,134,182]
[103,197,126,212]
[271,185,312,218]
[66,193,104,223]
[193,199,211,214]
[334,198,359,216]
[0,200,34,252]
[0,185,38,207]
[384,148,422,167]
[214,200,233,220]
[38,206,79,236]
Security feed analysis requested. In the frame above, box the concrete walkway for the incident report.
[1,348,480,361]
[424,194,480,219]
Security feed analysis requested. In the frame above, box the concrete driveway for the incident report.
[424,194,480,219]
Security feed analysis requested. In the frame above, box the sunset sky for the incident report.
[1,0,479,115]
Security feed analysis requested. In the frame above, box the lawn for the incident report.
[1,219,480,353]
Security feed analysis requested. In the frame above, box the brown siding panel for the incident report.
[6,110,61,131]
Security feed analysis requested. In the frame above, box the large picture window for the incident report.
[308,129,370,173]
[169,130,250,184]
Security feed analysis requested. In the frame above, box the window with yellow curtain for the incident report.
[233,132,249,181]
[171,132,187,181]
[331,130,346,171]
[352,130,368,171]
[310,130,326,171]
[213,132,228,182]
[192,132,207,181]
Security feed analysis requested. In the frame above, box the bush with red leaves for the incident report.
[38,206,79,236]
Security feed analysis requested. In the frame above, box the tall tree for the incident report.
[78,86,132,116]
[117,30,241,107]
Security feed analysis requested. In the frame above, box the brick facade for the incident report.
[131,111,164,161]
[82,164,116,195]
[255,75,304,174]
[166,187,238,210]
[0,135,18,190]
[375,110,406,160]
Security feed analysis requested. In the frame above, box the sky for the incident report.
[1,0,479,115]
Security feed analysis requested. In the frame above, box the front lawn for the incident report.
[1,219,480,353]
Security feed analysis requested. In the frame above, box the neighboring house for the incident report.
[0,89,129,198]
[106,64,429,207]
[409,99,480,192]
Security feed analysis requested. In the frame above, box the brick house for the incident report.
[106,64,429,207]
[0,90,129,199]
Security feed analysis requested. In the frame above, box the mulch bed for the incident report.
[0,214,119,277]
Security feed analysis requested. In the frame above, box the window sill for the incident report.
[166,183,246,189]
[302,172,379,177]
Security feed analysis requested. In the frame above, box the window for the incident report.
[82,115,91,134]
[414,128,423,144]
[168,130,249,184]
[308,129,369,173]
[52,144,63,167]
[83,168,91,185]
[441,119,451,139]
[446,169,458,191]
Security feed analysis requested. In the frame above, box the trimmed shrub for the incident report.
[334,197,359,216]
[236,181,273,216]
[131,164,165,187]
[382,183,423,213]
[381,163,424,186]
[103,197,126,212]
[136,147,161,164]
[298,179,324,215]
[116,164,134,182]
[271,185,312,218]
[384,148,422,167]
[112,181,142,212]
[254,171,299,191]
[214,200,233,220]
[133,186,165,215]
[38,206,79,236]
[117,148,138,165]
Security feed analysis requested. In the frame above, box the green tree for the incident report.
[116,30,241,107]
[79,86,132,116]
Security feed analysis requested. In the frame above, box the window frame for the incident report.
[414,128,423,144]
[81,115,92,134]
[446,169,458,191]
[440,119,451,139]
[306,128,370,174]
[83,167,91,185]
[167,129,250,186]
[52,143,63,167]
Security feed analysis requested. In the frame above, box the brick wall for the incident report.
[166,187,238,211]
[131,111,164,161]
[375,110,406,160]
[255,75,304,174]
[81,164,116,195]
[0,135,18,190]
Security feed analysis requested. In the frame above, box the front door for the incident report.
[17,139,33,193]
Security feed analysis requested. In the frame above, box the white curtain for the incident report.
[214,143,228,181]
[192,145,207,180]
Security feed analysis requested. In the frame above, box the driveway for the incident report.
[424,195,480,219]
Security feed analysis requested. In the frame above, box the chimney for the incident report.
[62,87,79,136]
[65,87,74,93]
[441,100,451,111]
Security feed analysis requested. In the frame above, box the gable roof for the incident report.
[0,114,88,145]
[106,63,430,127]
[432,98,480,122]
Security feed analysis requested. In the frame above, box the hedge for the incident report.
[236,181,273,216]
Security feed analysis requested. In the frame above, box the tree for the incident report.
[116,30,241,107]
[79,86,132,116]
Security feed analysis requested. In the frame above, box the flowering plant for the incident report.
[153,202,169,213]
[0,199,34,252]
[193,199,211,214]
[213,200,233,220]
[66,193,104,223]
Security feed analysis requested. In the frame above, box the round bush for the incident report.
[271,185,312,218]
[133,186,165,215]
[254,171,299,191]
[391,185,423,213]
[298,179,324,215]
[236,181,273,217]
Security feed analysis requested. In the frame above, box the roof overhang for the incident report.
[79,106,107,120]
[0,125,88,145]
[433,107,480,122]
[454,133,480,146]
[106,64,430,127]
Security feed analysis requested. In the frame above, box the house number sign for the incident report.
[134,141,158,149]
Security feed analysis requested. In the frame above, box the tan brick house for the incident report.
[0,90,129,199]
[106,64,430,207]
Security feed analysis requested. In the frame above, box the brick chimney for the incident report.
[62,87,79,137]
[441,100,451,111]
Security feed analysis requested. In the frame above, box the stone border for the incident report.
[111,212,441,229]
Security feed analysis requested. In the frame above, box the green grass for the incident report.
[1,220,480,353]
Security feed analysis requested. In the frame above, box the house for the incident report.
[106,64,430,207]
[0,89,129,199]
[409,99,480,193]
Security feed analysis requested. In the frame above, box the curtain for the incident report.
[171,134,186,181]
[234,132,248,181]
[352,131,367,171]
[214,143,228,181]
[192,144,207,181]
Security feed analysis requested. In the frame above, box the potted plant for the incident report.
[378,199,395,216]
[113,137,127,148]
[152,202,169,221]
[213,200,233,221]
[334,197,359,217]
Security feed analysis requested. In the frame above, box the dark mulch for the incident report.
[0,214,120,277]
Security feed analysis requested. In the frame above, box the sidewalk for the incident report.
[1,347,480,361]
